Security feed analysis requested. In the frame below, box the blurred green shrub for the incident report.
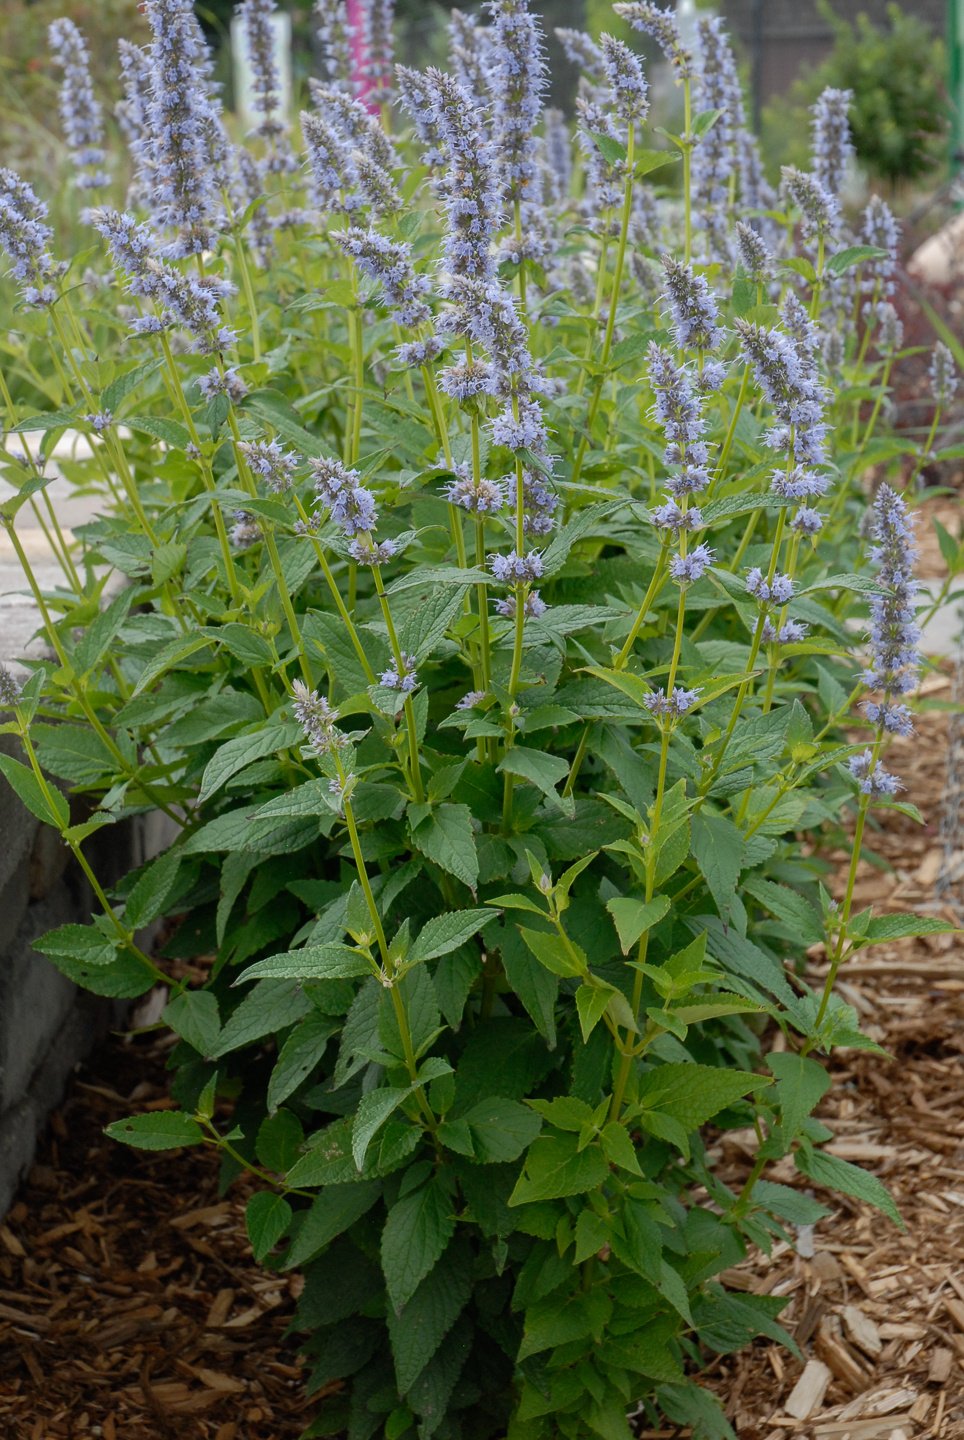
[762,3,948,190]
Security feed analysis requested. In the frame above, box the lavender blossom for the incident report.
[735,220,772,286]
[334,226,430,327]
[735,315,829,465]
[770,466,829,502]
[780,166,840,245]
[489,550,543,584]
[648,344,712,497]
[406,69,501,282]
[669,544,714,583]
[235,147,276,265]
[651,499,704,534]
[291,680,348,757]
[314,0,354,90]
[311,82,399,176]
[444,465,507,515]
[143,0,222,254]
[394,66,447,176]
[810,87,854,199]
[496,590,547,619]
[449,9,492,95]
[456,689,487,710]
[762,618,808,645]
[514,467,558,536]
[576,97,622,224]
[85,411,113,432]
[929,343,958,408]
[353,150,403,215]
[380,653,418,692]
[859,195,900,296]
[302,111,357,210]
[238,0,296,173]
[362,0,396,106]
[737,131,777,220]
[0,170,59,307]
[241,439,298,492]
[745,568,794,605]
[349,536,397,565]
[875,301,903,353]
[789,506,823,535]
[613,3,693,81]
[438,359,494,401]
[542,108,572,208]
[599,34,649,124]
[48,18,109,192]
[661,256,724,354]
[311,455,379,537]
[116,41,154,206]
[199,366,249,403]
[396,337,444,367]
[862,485,921,702]
[486,0,550,264]
[691,16,744,255]
[643,686,701,718]
[848,750,901,798]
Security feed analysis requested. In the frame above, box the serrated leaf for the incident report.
[606,895,671,954]
[353,1087,413,1170]
[508,1134,609,1205]
[164,990,220,1057]
[410,803,479,888]
[236,943,371,983]
[767,1051,830,1140]
[199,722,300,803]
[409,909,497,964]
[863,913,957,943]
[0,753,68,829]
[381,1175,455,1312]
[106,1112,205,1150]
[267,1013,334,1111]
[245,1191,292,1262]
[387,1239,472,1395]
[796,1147,903,1228]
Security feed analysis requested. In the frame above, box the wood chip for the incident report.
[927,1348,954,1384]
[784,1359,833,1420]
[843,1304,884,1359]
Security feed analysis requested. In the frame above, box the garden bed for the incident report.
[0,697,960,1440]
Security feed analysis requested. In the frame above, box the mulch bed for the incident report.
[1,510,961,1439]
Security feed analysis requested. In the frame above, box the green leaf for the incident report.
[126,414,190,449]
[575,983,612,1042]
[284,1181,382,1268]
[131,634,213,697]
[381,1175,456,1312]
[410,804,479,888]
[245,1191,292,1263]
[741,874,823,945]
[767,1051,830,1140]
[199,722,301,803]
[863,913,957,943]
[125,848,181,930]
[574,1209,609,1265]
[105,1112,205,1150]
[826,244,889,276]
[519,925,586,978]
[796,1148,903,1228]
[498,747,573,814]
[444,1098,542,1163]
[74,586,137,675]
[211,622,276,667]
[691,813,742,923]
[256,1109,304,1172]
[268,1013,334,1111]
[35,922,117,968]
[211,980,311,1057]
[589,130,627,166]
[387,1240,472,1395]
[508,1134,609,1205]
[606,895,671,954]
[409,909,497,964]
[163,990,220,1057]
[0,753,68,829]
[236,943,371,983]
[353,1087,413,1170]
[637,1064,771,1133]
[101,357,164,413]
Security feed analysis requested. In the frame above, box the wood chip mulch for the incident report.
[0,583,961,1440]
[0,1031,315,1438]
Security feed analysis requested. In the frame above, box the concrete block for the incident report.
[0,883,79,1114]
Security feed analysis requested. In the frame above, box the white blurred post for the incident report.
[231,10,293,129]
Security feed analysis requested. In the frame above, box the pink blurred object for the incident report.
[346,0,376,111]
